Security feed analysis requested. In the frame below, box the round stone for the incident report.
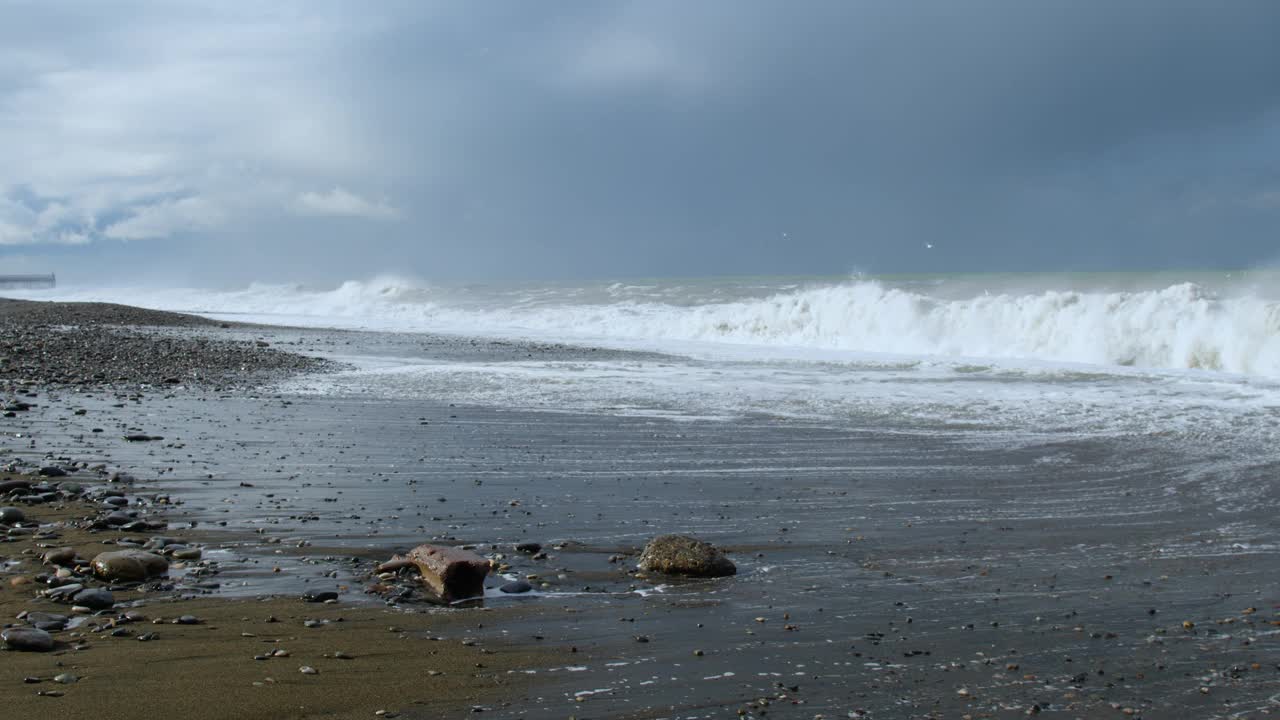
[0,506,24,524]
[637,534,737,577]
[91,550,169,581]
[1,627,55,652]
[43,547,77,566]
[499,580,533,594]
[25,612,69,631]
[73,588,115,610]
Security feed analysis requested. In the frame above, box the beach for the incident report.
[2,296,1278,719]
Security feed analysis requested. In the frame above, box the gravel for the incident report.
[0,298,339,391]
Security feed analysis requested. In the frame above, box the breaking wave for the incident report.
[15,276,1280,376]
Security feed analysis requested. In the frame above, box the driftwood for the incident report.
[377,544,490,602]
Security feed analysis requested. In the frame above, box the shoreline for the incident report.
[3,297,1279,719]
[0,300,567,718]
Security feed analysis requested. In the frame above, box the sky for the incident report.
[2,0,1280,285]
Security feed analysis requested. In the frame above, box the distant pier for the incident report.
[0,274,56,289]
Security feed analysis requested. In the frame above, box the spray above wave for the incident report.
[658,281,1280,375]
[20,275,1280,376]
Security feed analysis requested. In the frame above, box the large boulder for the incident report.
[91,550,169,582]
[638,534,737,577]
[378,544,489,603]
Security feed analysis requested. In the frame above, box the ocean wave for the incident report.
[14,277,1280,376]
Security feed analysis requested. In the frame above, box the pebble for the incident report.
[499,580,533,594]
[46,583,84,600]
[1,627,55,652]
[173,615,200,625]
[53,674,77,684]
[303,591,338,603]
[91,550,169,582]
[73,588,115,611]
[0,506,25,524]
[25,612,70,632]
[333,650,353,659]
[300,666,318,675]
[43,547,77,566]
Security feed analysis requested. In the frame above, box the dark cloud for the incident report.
[3,1,1280,282]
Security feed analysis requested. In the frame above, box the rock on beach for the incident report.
[92,550,170,582]
[1,627,54,652]
[73,588,116,610]
[638,534,737,577]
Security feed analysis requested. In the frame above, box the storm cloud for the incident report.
[2,1,1280,283]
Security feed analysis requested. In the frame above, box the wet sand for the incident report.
[3,300,1279,719]
[0,479,563,719]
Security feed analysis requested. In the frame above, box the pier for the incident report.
[0,274,56,289]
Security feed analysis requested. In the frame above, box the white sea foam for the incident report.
[12,274,1280,450]
[15,275,1280,376]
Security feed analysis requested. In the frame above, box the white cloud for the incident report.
[551,4,721,96]
[0,3,397,245]
[103,196,225,240]
[294,187,401,221]
[0,220,29,245]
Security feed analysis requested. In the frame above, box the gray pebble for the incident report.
[1,627,54,652]
[72,588,115,611]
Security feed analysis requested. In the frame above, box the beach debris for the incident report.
[637,534,736,577]
[377,544,489,603]
[91,549,170,582]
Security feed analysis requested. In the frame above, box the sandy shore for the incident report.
[0,475,564,719]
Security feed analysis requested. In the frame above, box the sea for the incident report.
[13,270,1280,445]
